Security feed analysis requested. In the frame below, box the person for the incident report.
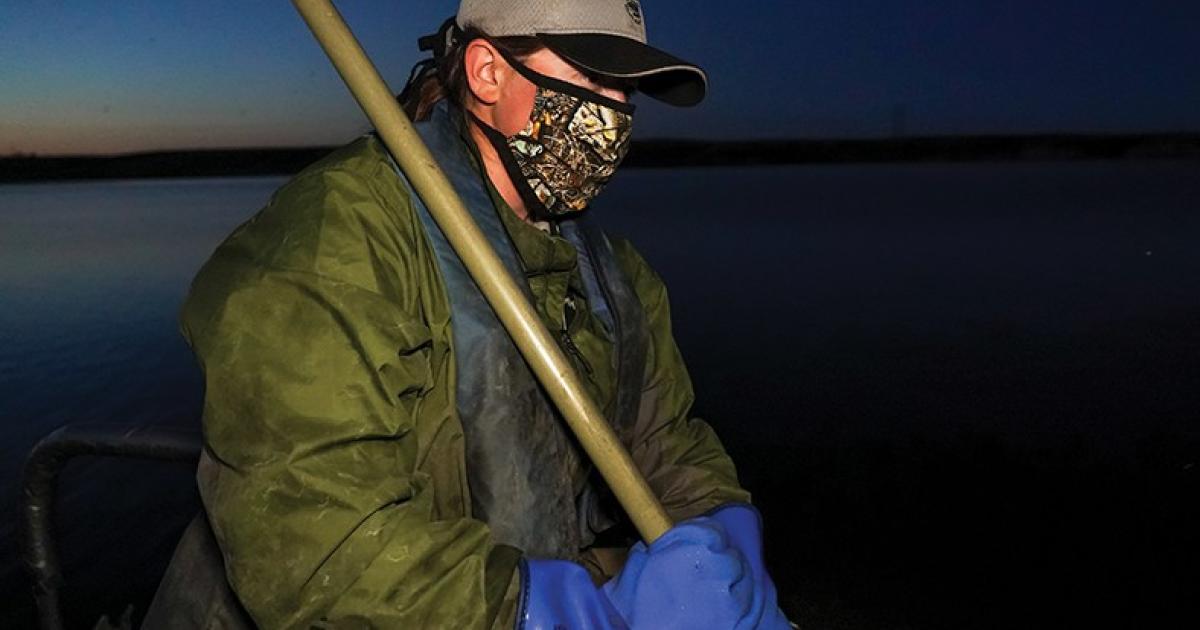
[148,1,791,628]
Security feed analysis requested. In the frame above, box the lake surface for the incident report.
[2,163,1198,628]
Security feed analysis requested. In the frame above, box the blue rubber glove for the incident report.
[707,504,792,630]
[518,506,791,630]
[517,557,628,630]
[601,516,758,629]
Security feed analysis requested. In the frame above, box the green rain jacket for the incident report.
[179,120,749,628]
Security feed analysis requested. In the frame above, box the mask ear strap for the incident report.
[492,46,636,115]
[465,109,558,219]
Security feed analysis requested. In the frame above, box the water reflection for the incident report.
[1,163,1198,626]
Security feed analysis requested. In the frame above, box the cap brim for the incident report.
[536,33,708,107]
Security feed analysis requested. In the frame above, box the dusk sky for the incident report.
[3,0,1199,155]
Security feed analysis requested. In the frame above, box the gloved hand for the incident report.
[518,505,791,630]
[706,504,792,630]
[602,512,775,630]
[517,558,627,630]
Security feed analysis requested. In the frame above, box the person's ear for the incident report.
[464,39,503,105]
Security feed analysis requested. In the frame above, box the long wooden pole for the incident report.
[291,0,672,542]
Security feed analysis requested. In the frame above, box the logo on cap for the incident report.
[625,1,643,26]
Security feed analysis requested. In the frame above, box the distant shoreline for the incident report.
[2,133,1197,183]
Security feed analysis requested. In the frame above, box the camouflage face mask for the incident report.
[474,51,635,220]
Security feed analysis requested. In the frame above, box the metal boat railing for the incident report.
[20,423,202,630]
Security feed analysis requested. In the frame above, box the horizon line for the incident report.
[2,130,1198,160]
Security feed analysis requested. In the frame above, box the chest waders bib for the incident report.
[398,101,649,558]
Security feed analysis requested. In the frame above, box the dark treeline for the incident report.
[2,133,1198,183]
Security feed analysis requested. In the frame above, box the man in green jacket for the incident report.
[167,1,790,628]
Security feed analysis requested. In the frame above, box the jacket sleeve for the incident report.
[180,159,520,629]
[611,239,752,522]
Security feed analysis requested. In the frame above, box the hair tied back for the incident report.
[418,16,462,61]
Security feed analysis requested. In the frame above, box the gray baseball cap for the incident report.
[455,0,708,107]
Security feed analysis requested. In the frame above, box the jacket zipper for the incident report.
[559,328,594,376]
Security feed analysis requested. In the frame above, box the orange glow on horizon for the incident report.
[0,120,369,157]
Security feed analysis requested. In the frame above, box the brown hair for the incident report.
[401,26,544,122]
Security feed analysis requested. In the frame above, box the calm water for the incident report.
[2,163,1198,627]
